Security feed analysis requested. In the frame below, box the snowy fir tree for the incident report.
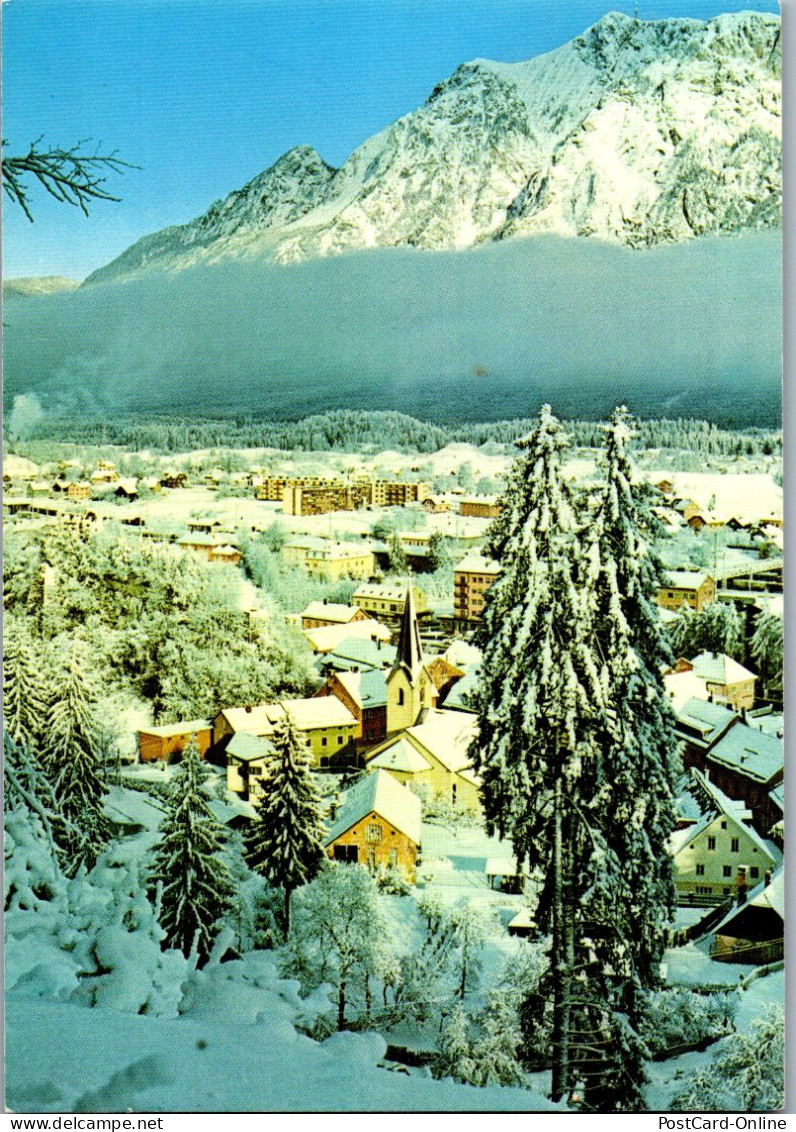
[3,623,50,756]
[472,404,607,1103]
[41,640,110,874]
[149,736,235,966]
[245,714,326,933]
[433,1004,476,1084]
[572,407,680,1109]
[750,610,783,702]
[473,405,678,1110]
[668,600,744,661]
[387,531,409,574]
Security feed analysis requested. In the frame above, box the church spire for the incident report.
[393,586,424,678]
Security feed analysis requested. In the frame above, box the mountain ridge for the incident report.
[84,9,781,286]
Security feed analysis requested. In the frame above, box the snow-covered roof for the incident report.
[324,769,422,846]
[301,601,363,624]
[138,718,211,738]
[485,857,524,877]
[282,697,358,731]
[103,786,165,831]
[443,640,482,669]
[353,581,426,601]
[212,544,240,556]
[304,621,393,654]
[708,723,783,784]
[407,708,479,776]
[690,652,756,686]
[675,697,736,741]
[218,703,285,736]
[334,669,388,710]
[663,570,713,589]
[454,552,501,574]
[663,669,709,711]
[711,867,785,937]
[226,732,276,763]
[367,738,432,774]
[768,783,784,814]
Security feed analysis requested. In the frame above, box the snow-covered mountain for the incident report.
[84,10,780,285]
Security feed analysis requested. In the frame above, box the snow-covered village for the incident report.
[3,408,784,1113]
[2,0,784,1118]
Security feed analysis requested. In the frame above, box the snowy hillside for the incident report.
[84,10,781,284]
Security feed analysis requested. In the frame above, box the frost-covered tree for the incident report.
[472,405,605,1102]
[285,865,398,1029]
[671,1007,784,1112]
[245,715,326,933]
[668,600,744,661]
[42,640,110,873]
[750,610,783,702]
[471,993,525,1088]
[433,1005,476,1084]
[3,622,51,754]
[387,531,408,574]
[451,901,493,1000]
[575,407,680,1109]
[149,737,235,966]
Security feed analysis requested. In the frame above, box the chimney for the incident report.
[736,865,748,905]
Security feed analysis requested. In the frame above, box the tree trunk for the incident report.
[337,978,347,1031]
[551,775,571,1103]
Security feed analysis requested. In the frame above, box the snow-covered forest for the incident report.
[3,406,784,1114]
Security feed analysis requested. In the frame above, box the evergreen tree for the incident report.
[575,408,680,1108]
[3,622,50,754]
[41,640,110,874]
[750,610,783,702]
[149,737,235,965]
[433,1005,476,1084]
[245,715,326,933]
[387,531,408,574]
[473,404,606,1103]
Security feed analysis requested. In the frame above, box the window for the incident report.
[750,867,760,879]
[388,849,398,867]
[721,821,727,829]
[398,688,405,706]
[731,838,740,853]
[321,736,327,747]
[338,735,343,744]
[365,824,382,843]
[696,864,705,876]
[707,836,716,851]
[367,850,377,871]
[723,866,732,878]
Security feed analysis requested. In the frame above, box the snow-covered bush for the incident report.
[374,863,411,895]
[642,988,738,1056]
[671,1007,784,1111]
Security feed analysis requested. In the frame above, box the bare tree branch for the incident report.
[2,136,137,221]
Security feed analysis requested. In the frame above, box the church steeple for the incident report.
[393,585,424,679]
[386,587,435,733]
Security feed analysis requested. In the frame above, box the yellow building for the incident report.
[283,538,374,581]
[323,769,423,881]
[352,582,428,620]
[657,571,717,612]
[214,696,358,771]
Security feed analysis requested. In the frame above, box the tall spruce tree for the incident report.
[473,405,606,1104]
[149,736,235,965]
[245,714,326,933]
[3,623,50,755]
[569,407,679,1109]
[42,640,110,874]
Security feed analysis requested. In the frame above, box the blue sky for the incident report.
[2,0,780,279]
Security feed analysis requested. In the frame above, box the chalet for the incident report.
[688,652,757,712]
[66,481,93,502]
[178,534,222,560]
[315,668,389,747]
[300,601,371,630]
[213,703,285,752]
[668,770,781,904]
[225,732,276,803]
[323,769,422,881]
[114,478,140,500]
[209,544,242,566]
[91,467,119,485]
[654,478,674,496]
[710,867,784,965]
[188,519,223,535]
[675,697,738,767]
[352,582,429,620]
[424,655,465,704]
[303,620,393,657]
[657,571,717,612]
[453,552,501,625]
[160,472,188,489]
[137,719,212,763]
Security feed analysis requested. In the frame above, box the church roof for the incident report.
[390,587,424,680]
